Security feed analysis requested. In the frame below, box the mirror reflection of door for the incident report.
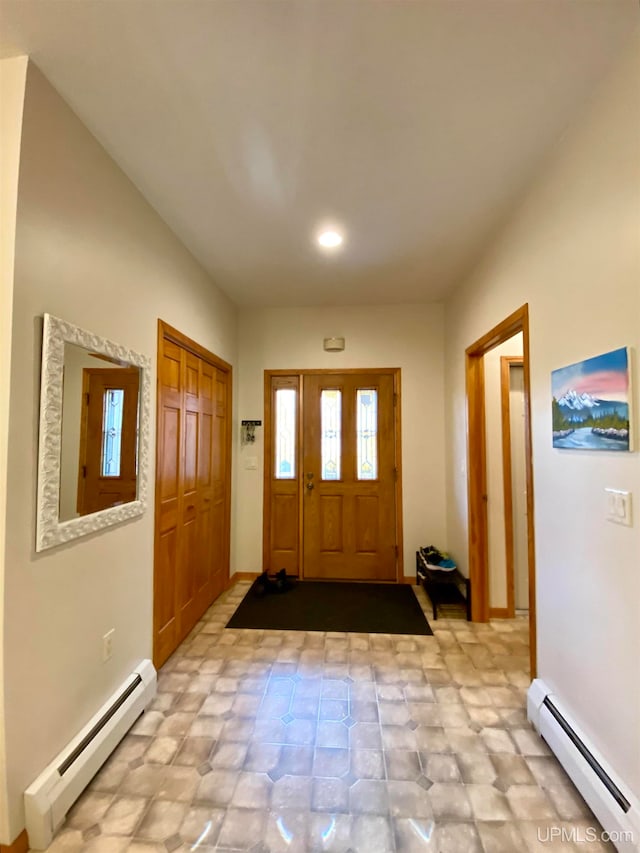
[266,370,400,581]
[76,367,140,515]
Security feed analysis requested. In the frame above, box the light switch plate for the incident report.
[245,456,258,470]
[604,488,632,526]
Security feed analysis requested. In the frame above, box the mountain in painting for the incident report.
[557,390,599,410]
[556,389,628,424]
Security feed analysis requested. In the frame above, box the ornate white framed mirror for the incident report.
[36,314,151,551]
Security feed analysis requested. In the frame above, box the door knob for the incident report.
[306,481,314,491]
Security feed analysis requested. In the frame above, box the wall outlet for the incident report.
[604,488,632,526]
[102,629,114,662]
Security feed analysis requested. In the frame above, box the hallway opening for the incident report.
[465,305,537,677]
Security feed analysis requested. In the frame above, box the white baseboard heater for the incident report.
[528,679,640,853]
[25,659,156,850]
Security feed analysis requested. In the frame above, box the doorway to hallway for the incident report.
[465,305,537,676]
[263,369,403,582]
[484,341,529,619]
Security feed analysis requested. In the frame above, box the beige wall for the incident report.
[235,303,447,578]
[2,63,237,837]
[0,54,28,847]
[445,32,640,796]
[484,333,523,610]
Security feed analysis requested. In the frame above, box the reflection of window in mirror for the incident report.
[59,344,140,521]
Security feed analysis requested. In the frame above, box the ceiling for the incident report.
[0,1,637,307]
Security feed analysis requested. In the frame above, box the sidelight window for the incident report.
[321,389,341,480]
[356,389,378,480]
[275,387,297,479]
[101,389,124,477]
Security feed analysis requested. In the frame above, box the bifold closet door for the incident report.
[193,360,230,614]
[210,367,229,603]
[177,351,203,638]
[155,339,183,666]
[154,327,231,668]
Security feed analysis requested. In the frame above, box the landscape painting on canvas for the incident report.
[552,347,632,451]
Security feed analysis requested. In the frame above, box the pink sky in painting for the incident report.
[556,369,628,401]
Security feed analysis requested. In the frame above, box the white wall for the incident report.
[2,63,237,838]
[235,304,447,578]
[484,333,523,611]
[0,54,28,848]
[444,32,640,798]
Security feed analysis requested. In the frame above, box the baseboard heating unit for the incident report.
[528,679,640,853]
[25,659,156,849]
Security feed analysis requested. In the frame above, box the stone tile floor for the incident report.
[42,581,614,852]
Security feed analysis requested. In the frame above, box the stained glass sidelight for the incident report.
[275,388,296,479]
[321,389,341,480]
[101,389,124,477]
[356,389,378,480]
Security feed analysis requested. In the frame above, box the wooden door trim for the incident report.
[0,830,29,853]
[262,371,272,574]
[154,320,233,669]
[500,356,523,619]
[158,319,232,372]
[266,368,399,376]
[222,370,233,611]
[264,368,403,583]
[393,369,404,584]
[465,353,488,617]
[465,305,537,677]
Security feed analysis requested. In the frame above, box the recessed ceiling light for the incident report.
[316,229,344,250]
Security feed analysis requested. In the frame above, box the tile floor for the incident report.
[42,581,613,853]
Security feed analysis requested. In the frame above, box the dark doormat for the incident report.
[226,580,433,635]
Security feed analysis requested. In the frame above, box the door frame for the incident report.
[263,368,404,582]
[500,355,524,619]
[465,305,537,676]
[153,320,233,668]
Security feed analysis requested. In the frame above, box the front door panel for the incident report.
[302,373,397,580]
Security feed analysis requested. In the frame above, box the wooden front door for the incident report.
[264,369,401,581]
[303,373,397,580]
[154,322,231,668]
